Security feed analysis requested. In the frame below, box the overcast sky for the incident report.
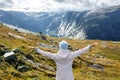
[0,0,120,12]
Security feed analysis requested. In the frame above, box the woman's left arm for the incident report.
[70,45,92,59]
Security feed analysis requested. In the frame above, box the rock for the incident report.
[14,29,18,32]
[87,63,104,72]
[54,41,58,45]
[91,64,104,69]
[17,60,26,65]
[0,49,6,56]
[12,48,22,53]
[0,44,10,56]
[36,34,46,40]
[38,43,58,50]
[96,55,105,58]
[101,41,109,48]
[39,32,42,35]
[49,40,53,43]
[0,44,5,47]
[4,52,17,64]
[25,54,34,61]
[17,66,30,72]
[42,64,55,71]
[40,35,47,41]
[76,48,79,50]
[68,45,73,50]
[8,32,26,40]
[11,72,21,77]
[4,52,15,58]
[21,46,26,49]
[72,61,78,68]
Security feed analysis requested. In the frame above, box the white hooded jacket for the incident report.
[35,41,92,80]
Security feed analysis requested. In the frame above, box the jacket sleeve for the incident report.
[70,45,92,59]
[35,48,58,60]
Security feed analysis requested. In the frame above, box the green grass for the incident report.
[0,23,120,80]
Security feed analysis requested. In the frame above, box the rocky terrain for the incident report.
[0,23,120,80]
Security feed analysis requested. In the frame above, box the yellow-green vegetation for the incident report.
[0,23,120,80]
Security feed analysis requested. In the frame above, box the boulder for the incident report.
[4,52,15,58]
[25,54,34,61]
[49,39,53,43]
[17,66,30,72]
[0,44,5,47]
[12,48,22,53]
[0,49,6,56]
[14,29,18,32]
[11,72,21,77]
[39,31,42,35]
[39,43,58,50]
[68,45,73,50]
[0,44,10,56]
[4,52,17,64]
[40,35,47,41]
[87,63,104,72]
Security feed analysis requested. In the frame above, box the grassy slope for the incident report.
[0,24,120,80]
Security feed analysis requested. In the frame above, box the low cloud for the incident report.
[0,0,120,12]
[0,0,13,8]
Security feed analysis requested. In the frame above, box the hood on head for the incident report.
[59,40,68,50]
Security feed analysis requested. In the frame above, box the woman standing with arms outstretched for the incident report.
[30,41,98,80]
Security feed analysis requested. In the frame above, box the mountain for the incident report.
[0,10,88,39]
[0,5,120,41]
[82,5,120,41]
[0,23,120,80]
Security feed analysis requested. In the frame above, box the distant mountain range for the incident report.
[0,5,120,41]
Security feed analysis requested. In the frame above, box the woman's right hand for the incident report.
[91,42,98,47]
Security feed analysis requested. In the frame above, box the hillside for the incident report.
[0,23,120,80]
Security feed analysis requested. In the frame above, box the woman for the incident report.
[32,41,98,80]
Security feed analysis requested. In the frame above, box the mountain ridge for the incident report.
[0,5,120,41]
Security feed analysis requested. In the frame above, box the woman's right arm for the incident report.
[35,47,58,60]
